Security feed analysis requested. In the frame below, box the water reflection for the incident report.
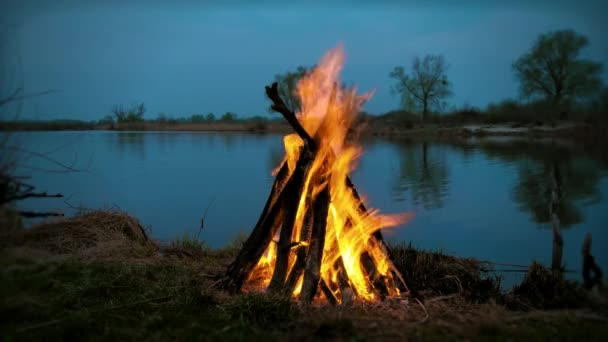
[477,140,603,229]
[114,132,146,156]
[12,131,608,283]
[391,141,449,209]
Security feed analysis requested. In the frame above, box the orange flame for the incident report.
[245,44,413,303]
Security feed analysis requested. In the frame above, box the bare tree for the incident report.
[0,28,66,219]
[390,55,452,121]
[112,102,145,123]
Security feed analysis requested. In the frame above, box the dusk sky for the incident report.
[1,0,607,121]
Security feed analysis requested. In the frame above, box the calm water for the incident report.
[10,131,608,284]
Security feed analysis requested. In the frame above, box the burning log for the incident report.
[300,182,330,304]
[220,163,290,292]
[268,149,315,293]
[219,46,412,304]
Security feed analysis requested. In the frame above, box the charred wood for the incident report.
[301,183,330,304]
[220,162,290,292]
[268,150,314,294]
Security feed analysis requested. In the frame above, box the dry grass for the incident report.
[504,262,589,310]
[389,242,501,302]
[19,210,156,259]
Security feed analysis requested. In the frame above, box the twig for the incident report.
[197,195,216,241]
[0,89,56,107]
[481,261,533,268]
[414,298,429,324]
[4,145,86,173]
[18,211,64,218]
[425,294,459,303]
[5,191,63,202]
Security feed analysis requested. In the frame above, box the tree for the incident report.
[390,55,452,121]
[205,113,215,122]
[157,112,168,123]
[273,66,310,113]
[98,115,115,128]
[513,30,602,111]
[190,114,205,123]
[220,112,236,122]
[112,103,145,123]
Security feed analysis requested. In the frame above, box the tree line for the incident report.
[102,29,606,126]
[276,29,606,123]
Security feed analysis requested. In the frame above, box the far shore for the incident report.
[2,120,607,142]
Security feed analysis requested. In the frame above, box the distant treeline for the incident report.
[2,95,607,132]
[2,29,607,132]
[0,119,97,131]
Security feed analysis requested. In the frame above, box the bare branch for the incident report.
[265,82,316,150]
[5,191,63,203]
[18,211,64,218]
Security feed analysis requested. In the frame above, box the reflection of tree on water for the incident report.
[474,140,603,229]
[513,157,601,228]
[114,132,145,156]
[392,141,449,209]
[220,133,236,149]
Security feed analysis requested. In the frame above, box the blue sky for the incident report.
[1,0,607,120]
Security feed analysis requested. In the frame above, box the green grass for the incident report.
[1,209,606,341]
[170,234,209,251]
[0,256,293,341]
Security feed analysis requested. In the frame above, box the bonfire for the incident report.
[220,45,413,304]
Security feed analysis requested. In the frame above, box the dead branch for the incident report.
[265,82,316,151]
[18,211,64,218]
[4,191,63,203]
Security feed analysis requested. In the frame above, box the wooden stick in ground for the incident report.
[300,183,331,304]
[549,161,563,277]
[268,149,314,294]
[582,233,604,289]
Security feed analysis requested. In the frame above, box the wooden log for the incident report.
[319,278,338,305]
[361,251,389,300]
[300,183,330,304]
[282,189,315,296]
[267,81,388,248]
[334,256,358,301]
[265,82,316,151]
[268,149,315,294]
[266,81,386,247]
[345,176,388,245]
[219,160,292,292]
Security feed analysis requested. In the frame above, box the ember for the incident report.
[220,45,414,304]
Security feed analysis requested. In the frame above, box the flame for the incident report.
[245,45,413,303]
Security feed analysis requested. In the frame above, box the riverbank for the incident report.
[1,210,606,340]
[2,119,607,141]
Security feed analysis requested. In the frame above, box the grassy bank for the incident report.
[3,117,608,143]
[1,210,607,340]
